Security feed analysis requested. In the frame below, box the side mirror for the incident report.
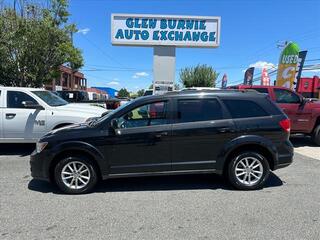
[22,101,44,110]
[300,97,311,105]
[110,119,118,129]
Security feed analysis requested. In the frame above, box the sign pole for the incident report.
[153,46,176,95]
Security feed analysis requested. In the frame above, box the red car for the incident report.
[228,85,320,145]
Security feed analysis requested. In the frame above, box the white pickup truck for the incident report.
[0,86,107,143]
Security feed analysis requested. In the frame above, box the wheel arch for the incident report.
[48,142,106,182]
[217,136,277,175]
[312,116,320,132]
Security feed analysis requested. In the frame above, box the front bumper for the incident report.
[30,150,51,181]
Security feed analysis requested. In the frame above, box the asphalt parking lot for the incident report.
[0,139,320,240]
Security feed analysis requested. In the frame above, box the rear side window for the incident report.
[251,88,269,94]
[7,91,37,108]
[223,99,269,118]
[177,99,223,123]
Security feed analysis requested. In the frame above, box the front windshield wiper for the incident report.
[88,118,99,127]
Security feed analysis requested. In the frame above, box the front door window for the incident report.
[116,101,167,128]
[274,89,301,104]
[7,91,38,108]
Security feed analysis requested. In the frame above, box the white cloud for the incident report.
[107,81,120,85]
[249,61,276,70]
[78,28,90,35]
[132,72,149,78]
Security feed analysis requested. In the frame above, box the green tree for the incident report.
[179,64,219,88]
[137,89,145,97]
[117,88,130,98]
[0,0,83,87]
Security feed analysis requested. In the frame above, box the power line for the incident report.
[81,35,130,69]
[305,58,320,62]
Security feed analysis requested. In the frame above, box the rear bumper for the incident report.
[274,153,293,169]
[274,140,294,170]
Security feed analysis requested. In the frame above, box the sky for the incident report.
[68,0,320,92]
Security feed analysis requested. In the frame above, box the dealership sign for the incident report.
[111,14,220,48]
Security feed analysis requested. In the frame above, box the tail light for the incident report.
[279,119,291,133]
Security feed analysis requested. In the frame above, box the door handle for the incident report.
[155,131,168,138]
[6,113,16,119]
[217,127,231,133]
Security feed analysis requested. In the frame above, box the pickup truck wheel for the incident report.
[54,156,98,194]
[312,125,320,146]
[227,151,270,190]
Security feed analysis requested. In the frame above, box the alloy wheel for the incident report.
[61,161,91,190]
[234,157,263,186]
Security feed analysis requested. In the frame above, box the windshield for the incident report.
[32,91,69,106]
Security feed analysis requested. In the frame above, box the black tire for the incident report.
[54,156,98,194]
[312,125,320,146]
[227,151,270,190]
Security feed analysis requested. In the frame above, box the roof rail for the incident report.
[165,88,259,95]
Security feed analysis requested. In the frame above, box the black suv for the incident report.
[30,90,293,194]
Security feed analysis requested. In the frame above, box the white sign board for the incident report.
[55,85,63,91]
[111,14,220,48]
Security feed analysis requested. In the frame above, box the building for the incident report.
[87,87,109,100]
[297,76,320,99]
[92,87,118,98]
[45,65,87,91]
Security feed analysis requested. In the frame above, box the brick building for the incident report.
[45,65,87,91]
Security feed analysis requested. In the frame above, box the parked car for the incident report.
[228,85,320,145]
[117,97,130,106]
[105,98,121,110]
[30,89,293,194]
[56,90,89,102]
[0,87,107,143]
[56,90,107,109]
[143,89,153,96]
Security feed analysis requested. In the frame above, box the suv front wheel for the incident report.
[54,156,98,194]
[227,151,270,190]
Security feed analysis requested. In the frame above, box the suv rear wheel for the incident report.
[54,156,98,194]
[227,151,270,190]
[312,124,320,146]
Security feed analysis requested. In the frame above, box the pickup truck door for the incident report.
[272,88,312,132]
[2,90,47,141]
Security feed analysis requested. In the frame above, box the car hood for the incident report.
[49,123,89,135]
[54,103,106,116]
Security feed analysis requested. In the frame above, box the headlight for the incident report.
[36,142,48,153]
